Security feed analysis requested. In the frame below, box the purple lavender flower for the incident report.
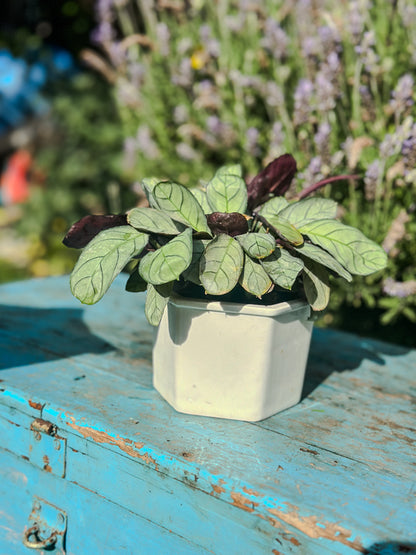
[301,36,321,59]
[136,125,160,159]
[359,85,376,121]
[266,121,285,160]
[91,21,115,46]
[199,25,220,58]
[205,116,236,147]
[224,14,246,33]
[348,1,365,43]
[171,58,193,88]
[122,126,160,166]
[383,278,416,298]
[316,52,342,105]
[260,19,289,61]
[194,80,221,110]
[382,209,410,255]
[314,122,331,163]
[116,80,139,107]
[294,78,314,126]
[355,31,379,75]
[177,38,193,56]
[294,0,314,37]
[206,116,222,136]
[229,70,263,91]
[390,74,414,118]
[173,105,189,125]
[265,81,283,108]
[401,124,416,175]
[326,51,341,76]
[299,156,325,187]
[379,133,396,158]
[246,127,261,157]
[318,25,342,56]
[123,136,138,171]
[398,2,416,31]
[176,142,201,161]
[156,23,171,57]
[127,60,145,88]
[108,41,126,67]
[269,121,284,148]
[95,0,113,22]
[315,70,336,112]
[238,0,256,11]
[364,159,382,200]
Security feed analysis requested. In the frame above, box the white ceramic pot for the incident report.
[153,294,313,421]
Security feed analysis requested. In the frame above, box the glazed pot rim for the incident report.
[168,293,310,318]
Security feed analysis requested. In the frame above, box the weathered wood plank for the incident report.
[0,448,210,554]
[0,275,415,553]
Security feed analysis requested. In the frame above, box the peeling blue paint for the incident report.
[0,276,415,553]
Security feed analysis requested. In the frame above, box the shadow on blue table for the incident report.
[302,327,410,399]
[364,542,416,554]
[1,305,411,397]
[0,305,113,370]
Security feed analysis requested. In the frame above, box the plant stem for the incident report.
[295,174,361,200]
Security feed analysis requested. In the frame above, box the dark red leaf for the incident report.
[63,214,128,248]
[207,212,249,237]
[247,154,297,210]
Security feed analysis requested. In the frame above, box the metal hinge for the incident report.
[29,418,67,478]
[23,497,67,553]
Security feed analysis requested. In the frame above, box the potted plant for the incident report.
[64,154,387,421]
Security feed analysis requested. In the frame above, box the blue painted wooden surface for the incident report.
[0,275,415,554]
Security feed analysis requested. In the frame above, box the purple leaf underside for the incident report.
[63,214,128,248]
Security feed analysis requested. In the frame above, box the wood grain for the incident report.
[0,276,415,554]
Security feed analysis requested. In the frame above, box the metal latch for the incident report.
[29,418,66,478]
[23,497,67,553]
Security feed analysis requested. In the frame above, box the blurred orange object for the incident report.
[0,150,32,205]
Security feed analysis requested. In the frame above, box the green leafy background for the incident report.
[2,0,416,345]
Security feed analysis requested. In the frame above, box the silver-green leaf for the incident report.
[145,282,173,326]
[262,215,304,246]
[239,254,273,297]
[261,248,304,290]
[181,239,210,284]
[206,168,248,213]
[153,181,211,233]
[70,226,149,304]
[189,187,211,214]
[302,260,330,311]
[236,232,276,259]
[141,177,161,208]
[127,207,184,235]
[216,163,243,177]
[298,219,388,275]
[139,228,193,285]
[199,234,244,295]
[279,197,338,227]
[295,242,352,282]
[257,197,289,219]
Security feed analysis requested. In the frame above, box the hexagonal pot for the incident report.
[153,294,313,421]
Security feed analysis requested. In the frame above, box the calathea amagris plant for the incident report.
[64,154,387,325]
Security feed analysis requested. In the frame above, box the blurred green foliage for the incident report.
[1,70,135,280]
[1,0,416,345]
